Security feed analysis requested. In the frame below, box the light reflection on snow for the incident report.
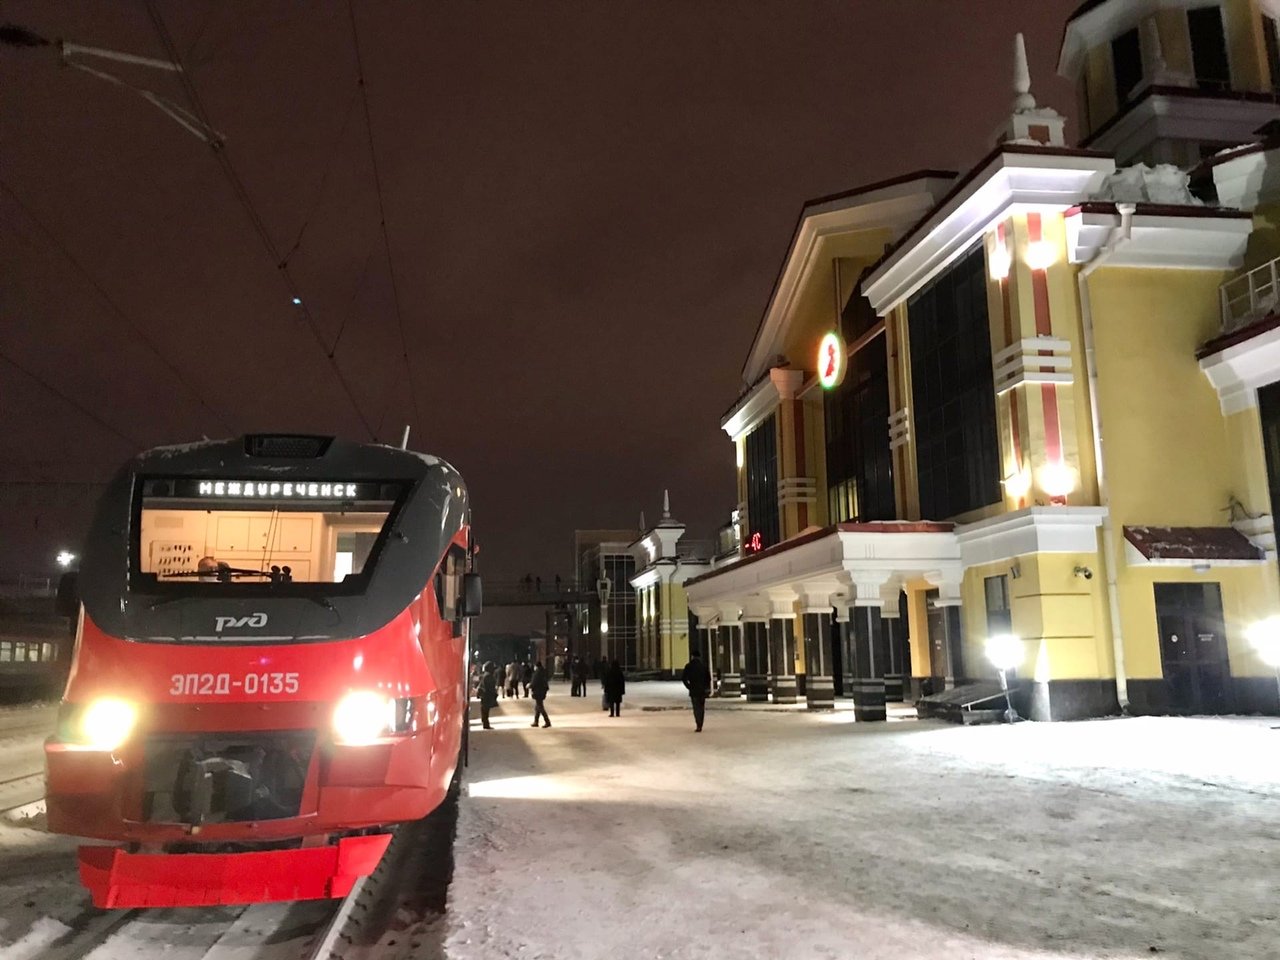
[468,775,583,800]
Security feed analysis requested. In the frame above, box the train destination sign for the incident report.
[143,479,385,500]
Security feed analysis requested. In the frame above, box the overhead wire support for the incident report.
[0,178,233,435]
[346,0,425,442]
[141,1,378,440]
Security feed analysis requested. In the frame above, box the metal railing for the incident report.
[1221,255,1280,334]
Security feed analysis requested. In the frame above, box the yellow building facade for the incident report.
[687,1,1280,719]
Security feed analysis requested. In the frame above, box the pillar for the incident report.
[801,611,834,708]
[742,618,771,702]
[850,606,887,722]
[835,606,855,699]
[883,613,906,702]
[768,609,798,705]
[718,623,742,698]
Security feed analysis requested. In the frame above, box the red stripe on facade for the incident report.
[998,223,1025,508]
[1027,213,1063,465]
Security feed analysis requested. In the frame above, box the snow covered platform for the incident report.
[448,680,1280,959]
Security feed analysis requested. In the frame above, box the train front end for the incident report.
[45,435,477,908]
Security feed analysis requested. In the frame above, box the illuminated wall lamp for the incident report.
[1001,469,1032,501]
[989,242,1013,281]
[1038,460,1076,501]
[1025,240,1056,272]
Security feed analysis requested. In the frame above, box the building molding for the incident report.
[863,147,1115,315]
[994,337,1075,395]
[742,173,957,385]
[1065,203,1251,270]
[888,407,911,450]
[956,506,1108,568]
[1198,321,1280,414]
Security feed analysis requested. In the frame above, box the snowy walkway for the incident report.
[445,682,1280,960]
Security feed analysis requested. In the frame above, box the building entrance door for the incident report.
[924,591,961,694]
[1154,582,1231,714]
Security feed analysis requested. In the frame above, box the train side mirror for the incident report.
[55,571,79,620]
[462,573,483,618]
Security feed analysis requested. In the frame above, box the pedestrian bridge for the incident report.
[482,579,600,607]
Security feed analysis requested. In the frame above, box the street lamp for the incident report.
[56,550,76,568]
[985,633,1022,723]
[1246,616,1280,711]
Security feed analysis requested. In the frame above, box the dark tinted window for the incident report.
[1265,16,1280,91]
[824,333,894,523]
[745,415,780,549]
[1112,27,1143,103]
[1188,6,1231,89]
[907,246,1000,520]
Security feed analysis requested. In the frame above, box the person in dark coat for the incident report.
[603,658,625,717]
[520,660,533,698]
[681,650,712,732]
[530,661,551,728]
[478,661,499,729]
[571,656,588,697]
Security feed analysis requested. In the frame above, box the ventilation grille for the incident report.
[243,435,333,459]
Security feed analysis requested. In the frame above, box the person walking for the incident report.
[478,662,499,729]
[572,656,587,697]
[520,660,533,698]
[681,649,712,732]
[504,661,519,699]
[530,661,551,728]
[603,658,625,717]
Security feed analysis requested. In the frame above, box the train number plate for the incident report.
[169,672,300,696]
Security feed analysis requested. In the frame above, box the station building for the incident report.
[686,0,1280,720]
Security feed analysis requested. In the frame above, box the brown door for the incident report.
[1154,582,1232,714]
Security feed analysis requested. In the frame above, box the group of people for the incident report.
[472,650,713,731]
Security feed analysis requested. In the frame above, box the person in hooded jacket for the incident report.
[478,662,499,729]
[520,660,533,698]
[602,658,626,717]
[681,649,712,732]
[530,661,551,728]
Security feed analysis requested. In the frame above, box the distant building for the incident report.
[574,530,639,668]
[628,492,712,678]
[687,3,1280,720]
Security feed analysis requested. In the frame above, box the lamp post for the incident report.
[596,576,612,661]
[1246,616,1280,713]
[985,633,1022,723]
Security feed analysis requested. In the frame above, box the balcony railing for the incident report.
[1221,255,1280,334]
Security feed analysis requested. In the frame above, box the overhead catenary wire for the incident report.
[0,178,233,434]
[346,0,424,442]
[0,348,143,450]
[141,1,377,441]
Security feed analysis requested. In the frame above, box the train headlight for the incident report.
[80,698,138,750]
[332,691,395,745]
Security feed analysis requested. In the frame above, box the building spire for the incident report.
[640,509,647,532]
[997,32,1065,147]
[1013,32,1036,113]
[662,488,671,520]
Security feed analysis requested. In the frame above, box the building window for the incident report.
[1188,5,1231,90]
[1265,16,1280,91]
[907,245,1001,520]
[824,325,894,523]
[603,552,637,668]
[984,575,1012,637]
[745,415,780,549]
[1111,26,1143,103]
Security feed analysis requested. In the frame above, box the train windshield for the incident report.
[132,478,407,592]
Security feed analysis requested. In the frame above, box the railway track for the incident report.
[2,795,459,960]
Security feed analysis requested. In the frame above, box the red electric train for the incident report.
[45,434,480,908]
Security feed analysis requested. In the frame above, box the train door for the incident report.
[1155,582,1232,714]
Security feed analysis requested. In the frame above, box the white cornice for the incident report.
[742,176,955,385]
[720,368,803,440]
[1065,206,1250,269]
[956,507,1107,567]
[862,150,1115,316]
[1083,92,1280,164]
[1059,0,1230,78]
[1199,321,1280,414]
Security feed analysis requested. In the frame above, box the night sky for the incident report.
[1,1,1081,630]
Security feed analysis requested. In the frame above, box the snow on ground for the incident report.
[445,682,1280,960]
[0,687,1276,959]
[0,700,55,812]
